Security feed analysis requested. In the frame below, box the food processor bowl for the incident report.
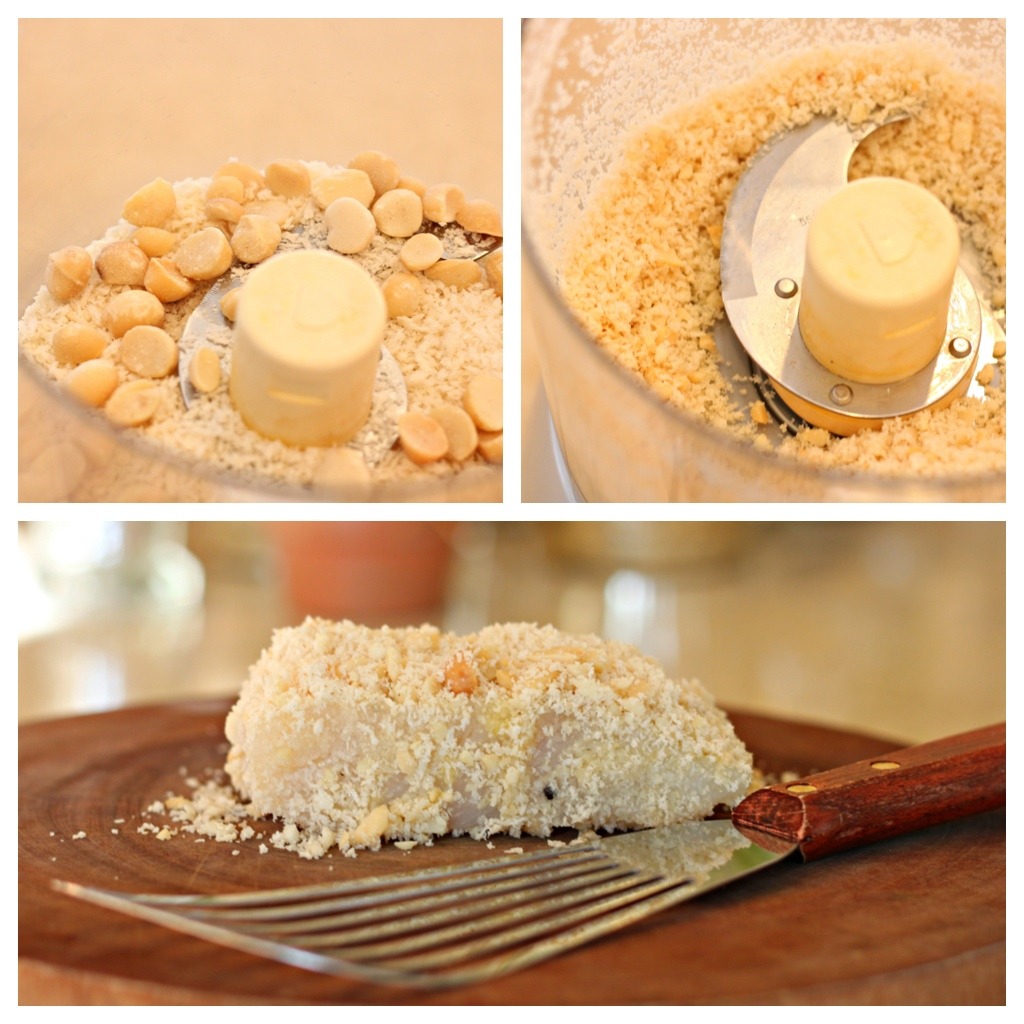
[522,18,1004,502]
[19,19,502,503]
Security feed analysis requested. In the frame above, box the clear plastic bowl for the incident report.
[18,19,502,503]
[522,18,1005,502]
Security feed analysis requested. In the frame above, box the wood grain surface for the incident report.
[19,701,1005,1005]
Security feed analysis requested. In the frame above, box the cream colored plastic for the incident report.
[799,177,960,384]
[229,250,385,447]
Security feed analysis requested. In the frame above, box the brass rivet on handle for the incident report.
[871,760,901,770]
[786,783,817,794]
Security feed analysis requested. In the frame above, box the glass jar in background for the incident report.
[263,522,459,627]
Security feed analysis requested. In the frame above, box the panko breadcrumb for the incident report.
[224,618,753,858]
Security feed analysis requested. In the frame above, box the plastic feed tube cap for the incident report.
[798,177,960,385]
[229,250,386,447]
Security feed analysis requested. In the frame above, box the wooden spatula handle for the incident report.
[731,722,1005,861]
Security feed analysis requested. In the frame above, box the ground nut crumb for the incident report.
[558,33,1005,481]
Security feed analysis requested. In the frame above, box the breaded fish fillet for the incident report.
[225,618,752,856]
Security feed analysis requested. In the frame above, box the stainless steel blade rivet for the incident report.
[829,383,853,406]
[870,760,901,770]
[786,783,818,794]
[948,337,972,359]
[774,278,798,299]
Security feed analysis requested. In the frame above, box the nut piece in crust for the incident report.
[463,372,503,432]
[52,324,109,366]
[422,183,465,225]
[106,379,161,427]
[430,404,479,461]
[424,259,484,290]
[144,257,195,303]
[64,358,119,407]
[382,273,425,318]
[444,654,480,694]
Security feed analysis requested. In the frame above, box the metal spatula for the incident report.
[53,723,1004,990]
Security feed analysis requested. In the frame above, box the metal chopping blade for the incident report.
[719,113,988,433]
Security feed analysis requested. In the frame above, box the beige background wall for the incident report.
[19,19,502,312]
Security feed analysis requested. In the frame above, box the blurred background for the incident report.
[18,521,1004,743]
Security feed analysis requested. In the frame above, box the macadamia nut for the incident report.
[188,347,222,394]
[231,214,282,264]
[119,325,178,379]
[64,358,119,407]
[399,233,444,272]
[372,189,424,238]
[207,176,246,203]
[382,273,425,318]
[105,289,166,338]
[312,447,373,497]
[456,199,502,237]
[398,411,448,465]
[96,241,149,286]
[348,150,400,198]
[205,196,245,225]
[424,259,484,290]
[312,170,375,210]
[122,178,177,228]
[265,159,310,197]
[45,247,92,301]
[106,379,161,427]
[430,404,479,461]
[52,324,110,365]
[132,227,176,257]
[215,161,265,196]
[481,249,503,297]
[325,197,377,255]
[144,257,195,303]
[463,372,502,432]
[477,430,504,463]
[220,287,242,322]
[422,183,465,225]
[175,227,234,280]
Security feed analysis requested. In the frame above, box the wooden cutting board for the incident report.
[19,701,1005,1005]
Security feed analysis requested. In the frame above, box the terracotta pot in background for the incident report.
[265,523,457,626]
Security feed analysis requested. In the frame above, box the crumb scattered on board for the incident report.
[50,765,793,866]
